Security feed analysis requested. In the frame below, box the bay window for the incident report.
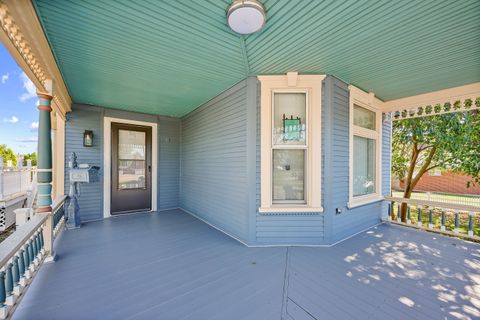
[348,86,382,208]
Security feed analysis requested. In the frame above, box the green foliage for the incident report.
[453,100,461,110]
[0,145,16,166]
[464,98,472,109]
[443,102,451,112]
[392,111,480,187]
[23,152,37,166]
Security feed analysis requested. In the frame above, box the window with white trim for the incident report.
[258,73,324,213]
[348,86,382,208]
[272,92,307,204]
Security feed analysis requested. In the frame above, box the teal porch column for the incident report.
[36,92,56,263]
[36,93,53,214]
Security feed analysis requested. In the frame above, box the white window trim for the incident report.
[103,117,158,218]
[258,73,325,213]
[348,85,383,209]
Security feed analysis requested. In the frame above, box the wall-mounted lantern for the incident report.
[83,130,94,147]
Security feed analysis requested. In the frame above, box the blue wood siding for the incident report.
[64,106,104,222]
[180,80,250,242]
[64,105,180,221]
[158,117,181,210]
[325,77,386,244]
[381,113,392,219]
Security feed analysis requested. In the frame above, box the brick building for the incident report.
[399,171,480,195]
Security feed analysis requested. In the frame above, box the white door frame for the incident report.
[103,117,158,218]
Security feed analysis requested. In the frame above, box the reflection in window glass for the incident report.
[273,93,306,145]
[118,129,146,189]
[353,136,376,196]
[119,130,145,160]
[118,160,145,189]
[354,105,376,130]
[273,149,305,202]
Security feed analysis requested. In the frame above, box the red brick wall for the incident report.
[399,171,480,195]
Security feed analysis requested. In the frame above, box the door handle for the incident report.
[148,165,151,173]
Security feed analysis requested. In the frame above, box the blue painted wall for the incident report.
[64,106,104,222]
[64,74,391,246]
[323,77,390,244]
[180,80,252,243]
[64,104,180,222]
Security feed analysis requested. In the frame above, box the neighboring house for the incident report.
[399,171,480,195]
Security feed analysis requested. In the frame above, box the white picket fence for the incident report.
[0,168,35,201]
[0,160,36,231]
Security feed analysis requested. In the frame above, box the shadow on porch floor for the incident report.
[12,209,480,320]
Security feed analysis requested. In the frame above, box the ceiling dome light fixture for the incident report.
[227,0,266,35]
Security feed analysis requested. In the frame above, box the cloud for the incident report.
[3,116,19,124]
[19,72,36,102]
[15,137,37,143]
[1,73,9,84]
[30,121,39,131]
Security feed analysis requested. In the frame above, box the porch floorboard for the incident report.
[12,209,480,320]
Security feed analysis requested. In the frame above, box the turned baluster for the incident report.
[24,245,30,270]
[454,211,459,234]
[12,257,19,288]
[441,209,446,231]
[0,272,6,308]
[5,264,13,300]
[468,212,474,237]
[428,208,433,229]
[27,241,34,268]
[18,250,25,279]
[417,208,422,227]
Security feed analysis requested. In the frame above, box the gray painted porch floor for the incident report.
[13,209,480,320]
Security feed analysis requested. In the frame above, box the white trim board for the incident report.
[257,73,325,213]
[103,117,158,218]
[348,85,383,209]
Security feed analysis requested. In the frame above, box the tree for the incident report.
[392,110,480,222]
[23,152,37,166]
[0,144,16,166]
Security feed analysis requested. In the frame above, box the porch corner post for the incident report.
[36,92,55,263]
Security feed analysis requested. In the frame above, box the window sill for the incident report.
[347,195,384,209]
[258,206,324,214]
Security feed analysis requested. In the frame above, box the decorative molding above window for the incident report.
[257,73,325,214]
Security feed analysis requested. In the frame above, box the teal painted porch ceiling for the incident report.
[33,0,480,117]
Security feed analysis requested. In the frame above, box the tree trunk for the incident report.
[401,187,412,222]
[399,145,437,222]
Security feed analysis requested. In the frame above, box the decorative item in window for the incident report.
[283,114,301,141]
[83,130,93,147]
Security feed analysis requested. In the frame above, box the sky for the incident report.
[0,43,38,155]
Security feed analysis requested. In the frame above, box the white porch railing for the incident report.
[0,195,67,319]
[385,196,480,241]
